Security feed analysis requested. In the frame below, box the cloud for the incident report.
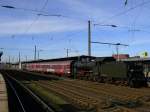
[57,0,133,26]
[0,18,86,35]
[130,36,150,45]
[58,0,111,21]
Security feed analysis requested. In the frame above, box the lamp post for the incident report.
[88,20,117,56]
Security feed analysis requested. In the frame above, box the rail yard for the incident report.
[1,0,150,112]
[0,70,150,112]
[1,54,150,112]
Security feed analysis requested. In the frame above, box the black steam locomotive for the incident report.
[72,57,147,88]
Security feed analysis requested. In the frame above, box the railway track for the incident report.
[1,70,150,112]
[2,73,55,112]
[58,80,150,100]
[32,79,150,112]
[33,81,99,111]
[38,79,149,101]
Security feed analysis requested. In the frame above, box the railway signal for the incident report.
[91,41,129,61]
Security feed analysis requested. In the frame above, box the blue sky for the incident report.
[1,0,150,62]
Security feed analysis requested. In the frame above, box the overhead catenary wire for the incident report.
[1,0,150,25]
[1,0,150,59]
[1,0,62,38]
[95,0,150,24]
[1,0,149,33]
[0,47,38,55]
[91,42,129,46]
[91,41,129,61]
[1,5,50,14]
[37,0,150,25]
[129,0,144,42]
[22,0,49,35]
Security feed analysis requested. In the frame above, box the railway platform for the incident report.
[0,73,8,112]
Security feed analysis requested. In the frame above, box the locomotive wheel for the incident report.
[129,79,135,88]
[99,77,105,83]
[129,79,140,88]
[142,81,148,87]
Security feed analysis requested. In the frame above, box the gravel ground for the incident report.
[25,79,150,112]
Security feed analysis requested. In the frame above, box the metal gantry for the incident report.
[88,20,118,56]
[91,42,129,61]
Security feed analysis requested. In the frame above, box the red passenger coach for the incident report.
[20,55,95,77]
[25,60,73,76]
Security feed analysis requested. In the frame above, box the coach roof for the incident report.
[21,55,96,64]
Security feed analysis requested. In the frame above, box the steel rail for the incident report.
[5,73,55,112]
[5,76,26,112]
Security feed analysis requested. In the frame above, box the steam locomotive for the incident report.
[72,57,147,88]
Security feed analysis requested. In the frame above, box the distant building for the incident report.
[112,54,129,60]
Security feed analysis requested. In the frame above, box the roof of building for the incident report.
[112,54,129,59]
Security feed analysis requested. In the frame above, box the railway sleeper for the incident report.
[38,81,100,103]
[39,82,113,111]
[33,82,96,110]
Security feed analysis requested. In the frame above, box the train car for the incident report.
[24,60,73,77]
[22,55,95,77]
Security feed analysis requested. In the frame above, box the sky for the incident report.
[1,0,150,62]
